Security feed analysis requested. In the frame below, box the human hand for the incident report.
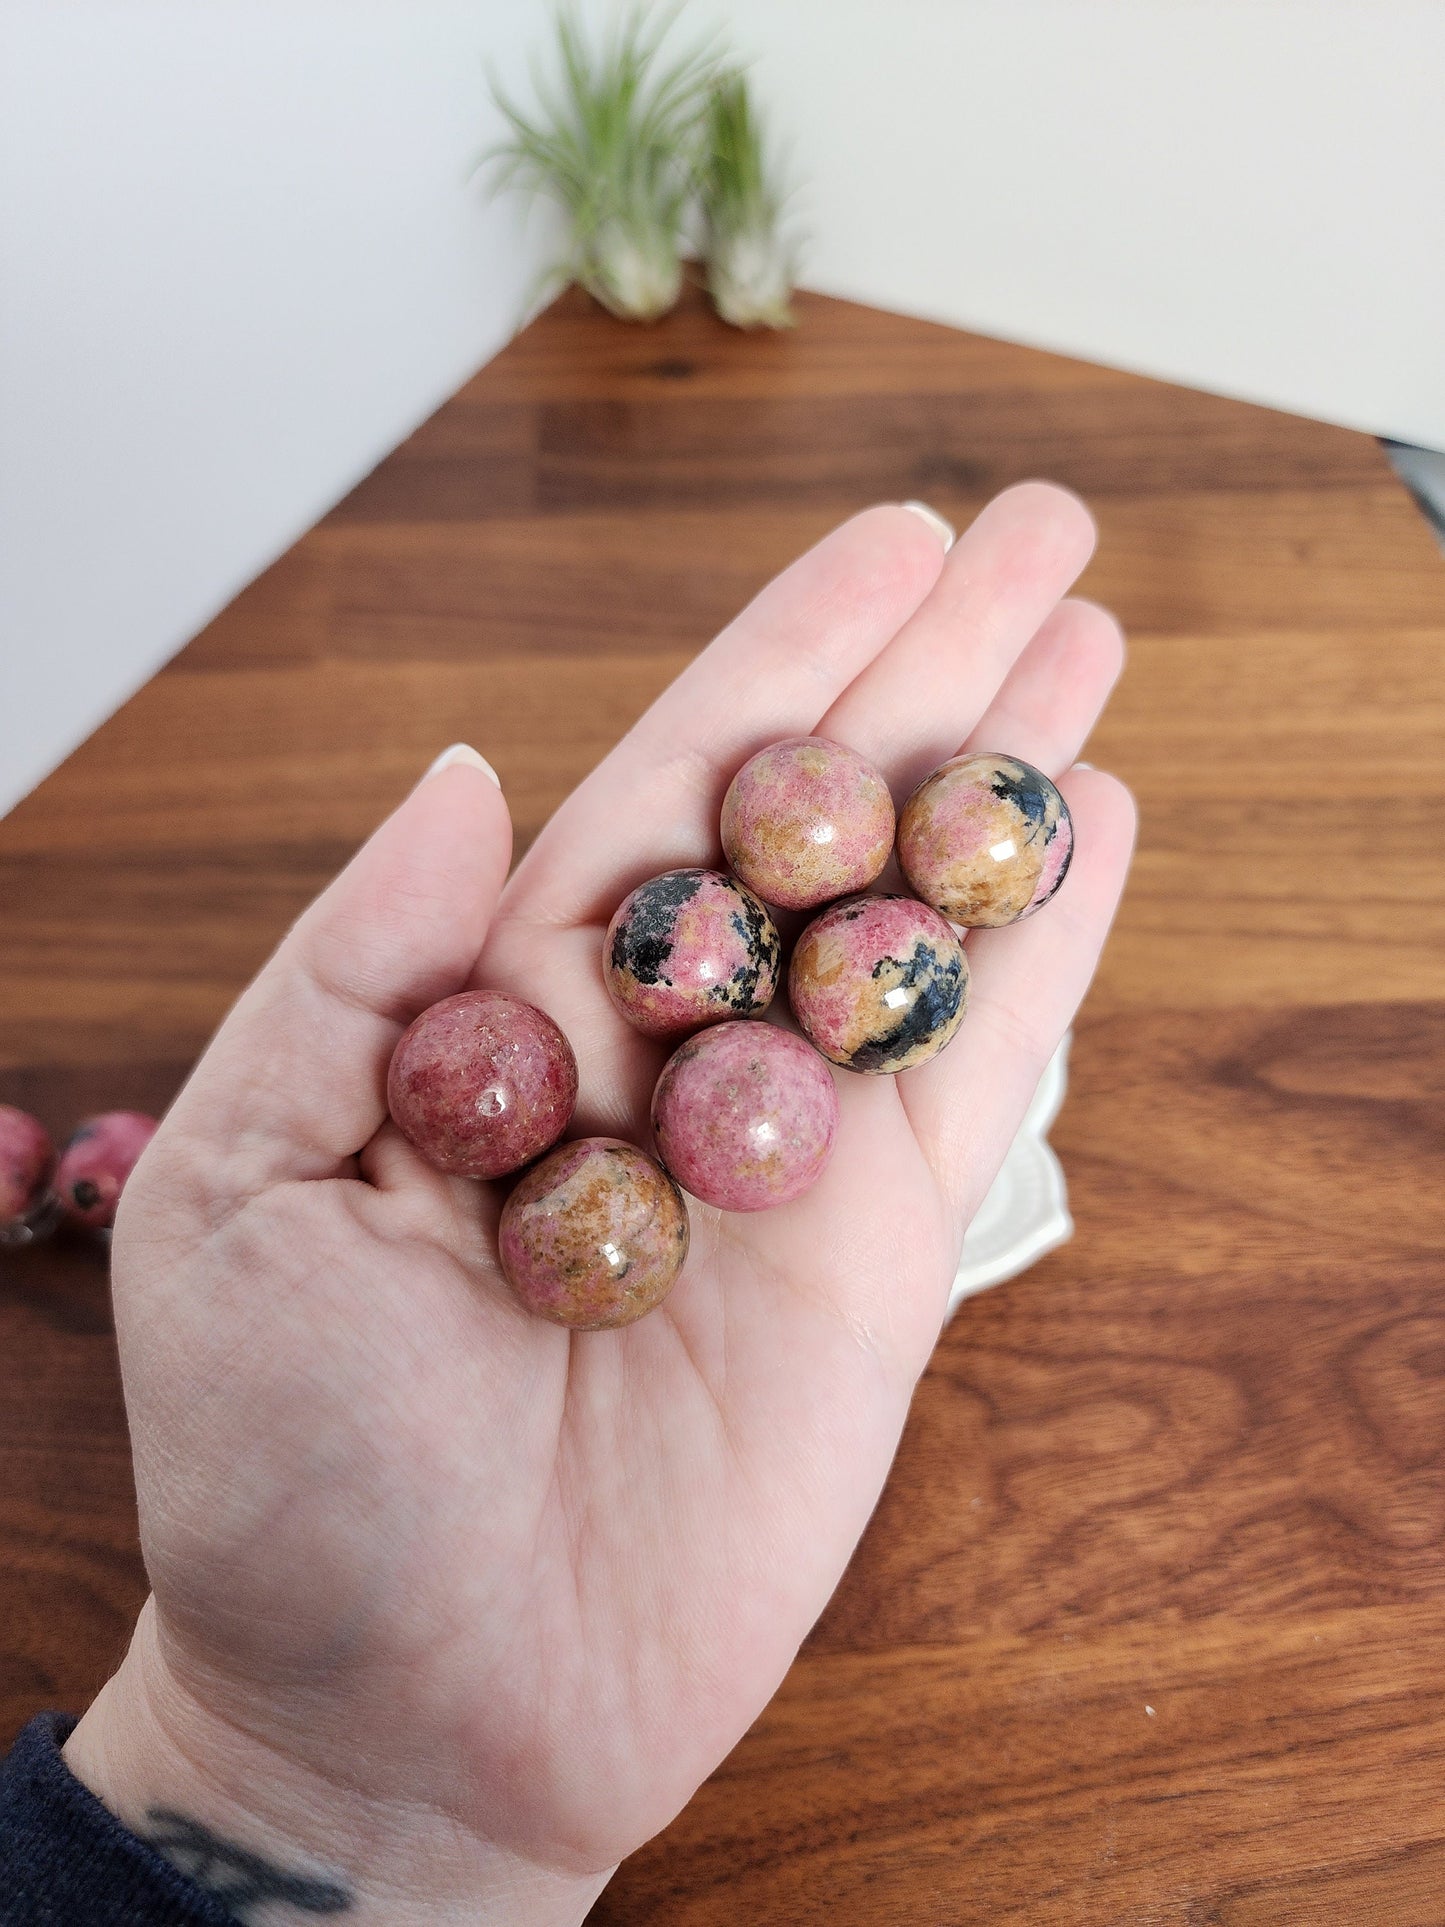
[65,489,1134,1925]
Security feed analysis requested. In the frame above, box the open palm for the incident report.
[84,489,1133,1924]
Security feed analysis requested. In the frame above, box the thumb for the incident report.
[160,746,513,1197]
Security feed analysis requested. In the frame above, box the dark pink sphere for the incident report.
[498,1137,689,1329]
[0,1105,56,1234]
[57,1111,158,1229]
[388,990,578,1180]
[652,1021,839,1212]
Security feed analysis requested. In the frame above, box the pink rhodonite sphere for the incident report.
[498,1137,689,1329]
[388,991,578,1180]
[899,750,1073,927]
[720,737,895,910]
[604,868,780,1037]
[789,895,969,1074]
[56,1111,158,1229]
[0,1105,55,1235]
[651,1021,839,1213]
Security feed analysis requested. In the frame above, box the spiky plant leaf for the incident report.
[699,69,799,329]
[483,6,720,322]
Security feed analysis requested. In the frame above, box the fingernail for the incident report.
[900,501,955,552]
[422,743,501,787]
[1071,760,1095,772]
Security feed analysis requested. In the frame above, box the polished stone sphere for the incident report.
[651,1020,838,1212]
[898,750,1073,927]
[56,1111,158,1229]
[498,1137,689,1329]
[789,894,968,1074]
[721,736,895,910]
[0,1105,55,1240]
[387,990,578,1180]
[604,868,780,1037]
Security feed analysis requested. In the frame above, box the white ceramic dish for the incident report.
[946,1032,1072,1318]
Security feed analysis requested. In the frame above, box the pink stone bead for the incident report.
[498,1137,689,1329]
[0,1104,56,1242]
[789,895,968,1074]
[388,991,578,1180]
[604,868,780,1037]
[898,750,1073,927]
[721,737,895,911]
[651,1020,839,1213]
[56,1111,158,1229]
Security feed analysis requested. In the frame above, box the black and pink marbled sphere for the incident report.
[388,990,578,1180]
[789,895,969,1075]
[56,1111,158,1229]
[0,1105,55,1240]
[498,1137,689,1330]
[604,868,780,1038]
[899,751,1073,927]
[721,737,895,911]
[652,1020,839,1213]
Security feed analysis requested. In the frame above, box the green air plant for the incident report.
[698,68,799,330]
[484,7,719,323]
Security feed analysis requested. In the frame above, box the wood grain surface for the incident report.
[2,284,1442,1922]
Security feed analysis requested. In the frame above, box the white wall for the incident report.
[3,1,1441,818]
[0,1,564,816]
[727,0,1444,450]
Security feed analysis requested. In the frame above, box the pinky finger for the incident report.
[899,767,1137,1225]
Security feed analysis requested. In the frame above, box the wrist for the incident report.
[63,1600,611,1927]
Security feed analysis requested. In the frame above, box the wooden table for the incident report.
[3,286,1442,1922]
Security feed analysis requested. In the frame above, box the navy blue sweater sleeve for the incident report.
[0,1713,237,1926]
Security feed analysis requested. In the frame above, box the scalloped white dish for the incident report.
[946,1032,1072,1319]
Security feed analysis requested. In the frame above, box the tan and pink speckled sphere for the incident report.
[388,991,578,1180]
[498,1137,689,1329]
[899,751,1073,927]
[721,737,895,911]
[789,895,968,1074]
[604,868,781,1037]
[56,1111,158,1229]
[0,1105,56,1245]
[651,1021,838,1213]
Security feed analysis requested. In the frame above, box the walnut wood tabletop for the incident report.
[3,285,1443,1923]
